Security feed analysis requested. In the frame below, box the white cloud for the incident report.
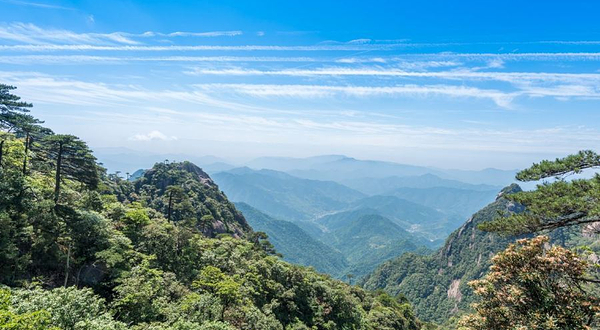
[0,55,318,65]
[0,22,139,45]
[0,23,244,47]
[186,66,600,85]
[195,83,515,107]
[0,0,75,10]
[0,44,401,52]
[129,130,178,141]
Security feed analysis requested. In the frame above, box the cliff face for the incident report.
[361,184,524,323]
[133,161,252,237]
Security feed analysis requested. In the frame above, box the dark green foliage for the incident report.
[37,134,99,203]
[480,150,600,235]
[133,161,251,237]
[0,84,33,133]
[515,150,600,181]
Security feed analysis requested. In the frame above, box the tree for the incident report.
[165,185,185,222]
[459,236,600,330]
[16,115,51,175]
[465,151,600,329]
[37,135,99,203]
[0,85,34,168]
[480,150,600,235]
[248,231,279,256]
[0,84,33,131]
[192,266,242,320]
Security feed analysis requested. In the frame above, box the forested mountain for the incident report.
[236,203,431,279]
[234,202,349,276]
[385,187,498,220]
[361,185,524,324]
[361,182,600,326]
[212,167,365,221]
[315,211,426,278]
[133,161,252,237]
[0,85,423,330]
[348,195,454,241]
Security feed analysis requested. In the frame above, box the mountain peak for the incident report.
[496,183,522,200]
[135,161,251,237]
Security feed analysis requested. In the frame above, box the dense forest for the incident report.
[0,84,422,329]
[1,83,599,330]
[363,153,600,328]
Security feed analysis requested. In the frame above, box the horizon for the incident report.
[1,0,599,170]
[92,146,521,173]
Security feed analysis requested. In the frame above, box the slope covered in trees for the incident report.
[363,155,600,327]
[235,202,349,276]
[361,185,525,324]
[0,84,422,329]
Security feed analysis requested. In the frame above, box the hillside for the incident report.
[349,195,454,241]
[132,161,252,237]
[0,132,422,329]
[361,184,524,324]
[212,167,365,221]
[314,210,428,278]
[235,202,349,276]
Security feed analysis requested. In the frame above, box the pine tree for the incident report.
[37,134,100,203]
[479,150,600,235]
[0,85,34,168]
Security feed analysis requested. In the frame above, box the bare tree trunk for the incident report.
[167,191,173,222]
[54,142,63,204]
[0,139,4,168]
[64,242,71,287]
[22,133,30,175]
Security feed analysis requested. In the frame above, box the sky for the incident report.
[0,0,599,170]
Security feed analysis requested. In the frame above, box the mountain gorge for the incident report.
[109,159,512,283]
[361,183,600,326]
[234,202,349,276]
[361,184,524,324]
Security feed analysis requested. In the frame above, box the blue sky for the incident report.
[1,0,599,170]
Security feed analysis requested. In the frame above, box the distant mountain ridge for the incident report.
[212,167,365,221]
[245,155,517,187]
[342,173,500,195]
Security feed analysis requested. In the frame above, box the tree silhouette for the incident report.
[38,134,99,203]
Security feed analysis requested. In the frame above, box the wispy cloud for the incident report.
[0,23,244,46]
[186,66,600,83]
[0,0,76,10]
[194,83,515,107]
[0,55,319,65]
[0,22,139,45]
[0,44,396,52]
[130,130,178,141]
